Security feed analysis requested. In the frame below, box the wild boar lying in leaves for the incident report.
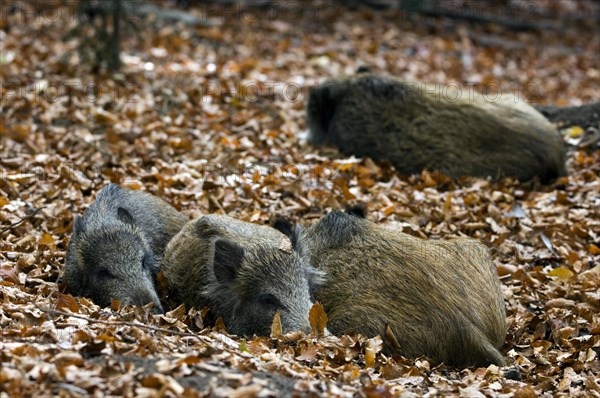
[63,184,188,313]
[162,215,323,336]
[306,71,567,183]
[275,208,506,367]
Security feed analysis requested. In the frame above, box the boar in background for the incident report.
[307,71,567,183]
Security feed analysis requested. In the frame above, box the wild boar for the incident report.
[276,210,506,367]
[162,214,323,336]
[63,184,188,313]
[306,71,567,183]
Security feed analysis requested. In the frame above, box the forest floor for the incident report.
[1,1,599,397]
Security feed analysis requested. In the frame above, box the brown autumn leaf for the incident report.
[165,304,186,320]
[0,266,19,284]
[156,270,170,291]
[309,302,327,337]
[1,1,598,396]
[384,324,401,351]
[111,298,122,312]
[270,311,283,338]
[93,108,119,124]
[497,263,518,277]
[187,308,205,330]
[55,293,80,313]
[53,352,84,369]
[512,385,538,398]
[141,374,184,395]
[295,344,319,363]
[38,233,55,247]
[365,336,383,368]
[214,316,226,332]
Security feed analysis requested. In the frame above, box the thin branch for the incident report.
[209,194,226,214]
[36,305,203,338]
[0,207,45,235]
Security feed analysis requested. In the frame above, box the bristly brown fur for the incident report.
[307,72,567,183]
[294,211,507,368]
[63,184,188,312]
[162,214,323,336]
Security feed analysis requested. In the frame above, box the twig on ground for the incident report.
[0,207,45,235]
[35,304,203,338]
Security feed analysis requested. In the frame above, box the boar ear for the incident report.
[273,217,303,252]
[346,204,366,218]
[117,207,134,224]
[194,218,221,239]
[291,225,303,252]
[213,239,244,284]
[356,65,372,74]
[273,218,303,252]
[272,217,294,239]
[72,215,85,234]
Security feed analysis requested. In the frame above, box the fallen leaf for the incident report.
[39,233,55,246]
[0,266,19,284]
[365,336,382,368]
[270,311,282,338]
[309,302,327,337]
[547,267,575,281]
[384,324,401,351]
[56,293,80,313]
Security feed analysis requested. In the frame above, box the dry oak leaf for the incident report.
[0,266,19,284]
[384,324,401,351]
[547,267,575,281]
[512,385,538,398]
[270,310,283,338]
[141,374,185,396]
[56,293,80,313]
[39,233,55,248]
[296,344,320,363]
[309,302,328,337]
[365,336,383,368]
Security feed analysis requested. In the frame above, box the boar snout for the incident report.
[129,280,164,314]
[281,300,314,334]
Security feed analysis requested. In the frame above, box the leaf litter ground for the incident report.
[0,1,599,397]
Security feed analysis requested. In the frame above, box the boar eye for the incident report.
[259,294,281,308]
[96,268,112,279]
